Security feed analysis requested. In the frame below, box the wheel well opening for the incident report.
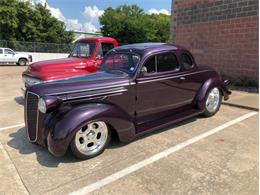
[19,58,28,61]
[219,88,224,96]
[107,123,120,143]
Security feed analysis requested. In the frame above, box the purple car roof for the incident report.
[114,43,185,56]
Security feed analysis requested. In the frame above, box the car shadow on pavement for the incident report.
[7,116,200,167]
[7,127,78,168]
[107,116,198,149]
[14,96,24,106]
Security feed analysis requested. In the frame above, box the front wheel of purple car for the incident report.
[70,121,111,160]
[202,87,222,117]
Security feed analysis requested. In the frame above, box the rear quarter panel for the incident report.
[193,67,229,109]
[164,67,221,109]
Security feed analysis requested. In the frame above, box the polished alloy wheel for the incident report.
[75,121,108,156]
[205,87,220,113]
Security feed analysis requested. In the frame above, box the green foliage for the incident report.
[221,73,259,88]
[232,76,259,88]
[0,0,74,44]
[99,4,170,44]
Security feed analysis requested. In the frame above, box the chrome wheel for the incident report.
[206,87,220,113]
[75,121,108,156]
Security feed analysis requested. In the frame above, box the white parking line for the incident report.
[69,111,258,195]
[0,123,25,132]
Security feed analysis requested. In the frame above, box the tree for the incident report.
[146,14,171,42]
[0,0,74,44]
[99,5,170,44]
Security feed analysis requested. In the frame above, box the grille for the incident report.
[25,92,39,142]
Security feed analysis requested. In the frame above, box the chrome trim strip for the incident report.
[67,93,123,102]
[47,84,129,96]
[25,91,39,143]
[65,89,127,101]
[137,70,212,84]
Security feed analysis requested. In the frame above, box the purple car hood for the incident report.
[27,71,130,97]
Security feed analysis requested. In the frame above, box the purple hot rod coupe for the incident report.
[24,43,231,159]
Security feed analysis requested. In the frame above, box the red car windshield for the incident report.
[70,42,96,58]
[100,52,140,74]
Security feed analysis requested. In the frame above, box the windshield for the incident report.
[70,42,96,58]
[99,52,140,74]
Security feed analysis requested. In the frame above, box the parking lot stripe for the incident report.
[69,111,258,195]
[0,123,25,132]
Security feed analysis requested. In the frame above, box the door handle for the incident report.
[179,76,186,81]
[75,65,86,69]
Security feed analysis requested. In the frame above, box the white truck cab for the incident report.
[0,48,32,66]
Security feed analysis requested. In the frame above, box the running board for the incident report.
[136,108,203,137]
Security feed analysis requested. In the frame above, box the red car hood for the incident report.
[23,57,97,81]
[29,57,86,71]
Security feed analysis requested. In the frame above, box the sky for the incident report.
[31,0,171,33]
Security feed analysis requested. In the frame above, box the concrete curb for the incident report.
[223,102,259,112]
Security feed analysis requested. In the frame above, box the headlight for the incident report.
[23,76,42,86]
[38,98,46,113]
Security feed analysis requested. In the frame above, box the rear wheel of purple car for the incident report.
[203,87,222,117]
[71,121,111,159]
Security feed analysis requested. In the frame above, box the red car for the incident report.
[22,37,118,88]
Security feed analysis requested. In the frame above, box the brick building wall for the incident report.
[171,0,259,81]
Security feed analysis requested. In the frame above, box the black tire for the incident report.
[202,87,222,117]
[18,58,27,66]
[70,122,111,160]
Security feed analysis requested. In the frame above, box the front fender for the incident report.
[47,103,135,157]
[196,78,231,110]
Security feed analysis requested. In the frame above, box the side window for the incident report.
[180,53,193,69]
[143,56,156,74]
[96,44,103,58]
[0,49,3,54]
[4,49,14,54]
[157,52,179,72]
[141,52,179,76]
[101,43,114,56]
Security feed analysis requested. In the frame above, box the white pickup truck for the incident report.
[0,48,32,66]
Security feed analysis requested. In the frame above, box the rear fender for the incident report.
[47,103,135,157]
[196,78,231,110]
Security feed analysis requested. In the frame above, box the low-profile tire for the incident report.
[18,58,27,66]
[202,87,222,117]
[70,121,111,160]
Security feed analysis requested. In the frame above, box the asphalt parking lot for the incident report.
[0,66,258,195]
